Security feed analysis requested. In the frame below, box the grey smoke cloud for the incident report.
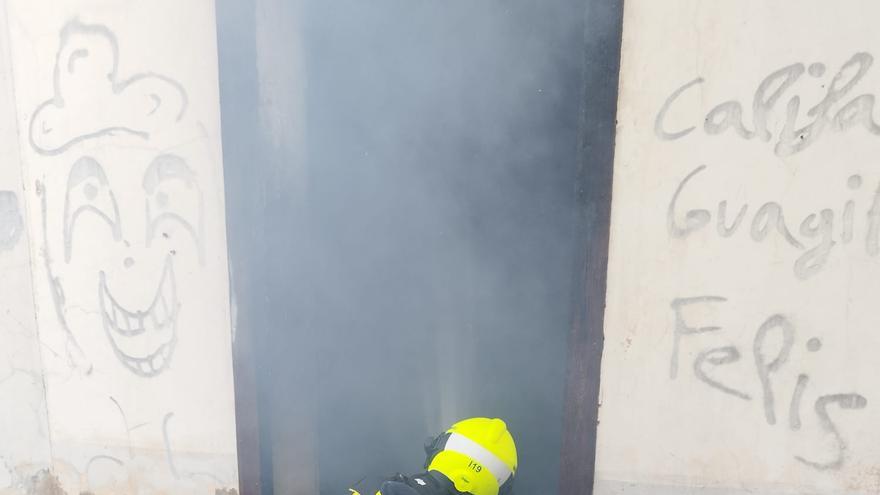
[215,0,618,493]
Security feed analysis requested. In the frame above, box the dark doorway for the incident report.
[216,1,623,494]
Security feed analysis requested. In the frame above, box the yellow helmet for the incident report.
[423,418,517,495]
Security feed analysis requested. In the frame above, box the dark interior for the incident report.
[215,1,623,493]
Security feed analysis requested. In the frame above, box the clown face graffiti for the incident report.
[42,151,204,377]
[9,8,239,491]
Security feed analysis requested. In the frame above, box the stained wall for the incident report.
[0,1,239,493]
[596,2,880,494]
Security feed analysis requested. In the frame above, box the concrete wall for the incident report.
[0,1,239,493]
[0,8,52,490]
[595,1,880,494]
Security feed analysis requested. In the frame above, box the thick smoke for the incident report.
[217,1,614,493]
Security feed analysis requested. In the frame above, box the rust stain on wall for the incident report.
[26,470,66,495]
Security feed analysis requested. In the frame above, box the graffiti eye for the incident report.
[64,156,121,262]
[156,191,169,208]
[143,154,203,261]
[83,183,98,201]
[147,182,200,242]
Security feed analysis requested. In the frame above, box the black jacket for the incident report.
[349,471,458,495]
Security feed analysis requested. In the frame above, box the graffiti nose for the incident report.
[123,257,135,269]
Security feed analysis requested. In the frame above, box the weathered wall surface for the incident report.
[0,1,239,493]
[0,6,52,491]
[596,2,880,494]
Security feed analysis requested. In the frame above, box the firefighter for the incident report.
[348,417,517,495]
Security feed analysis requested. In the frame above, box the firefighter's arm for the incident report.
[377,481,419,495]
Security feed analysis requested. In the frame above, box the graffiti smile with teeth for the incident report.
[42,152,203,376]
[99,256,179,377]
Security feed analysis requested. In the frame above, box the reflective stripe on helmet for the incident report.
[443,433,512,486]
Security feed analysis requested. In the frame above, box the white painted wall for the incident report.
[0,8,52,492]
[0,1,239,493]
[595,2,880,494]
